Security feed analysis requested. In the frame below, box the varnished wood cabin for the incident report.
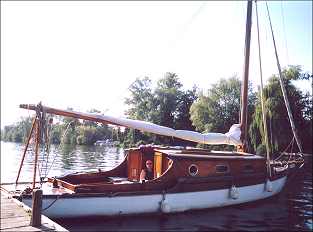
[47,145,277,196]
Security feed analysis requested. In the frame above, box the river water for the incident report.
[1,141,312,231]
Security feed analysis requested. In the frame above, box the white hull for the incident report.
[22,176,287,218]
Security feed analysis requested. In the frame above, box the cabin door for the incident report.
[154,152,163,178]
[127,151,142,181]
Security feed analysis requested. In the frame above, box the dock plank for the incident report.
[0,191,68,232]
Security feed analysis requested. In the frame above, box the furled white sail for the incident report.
[76,111,242,146]
[20,104,242,146]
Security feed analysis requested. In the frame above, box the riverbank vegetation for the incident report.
[1,66,312,154]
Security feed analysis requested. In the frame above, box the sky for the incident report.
[1,1,312,128]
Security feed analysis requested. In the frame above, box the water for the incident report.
[1,141,312,231]
[0,141,125,183]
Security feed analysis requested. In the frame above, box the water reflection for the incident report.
[0,141,125,183]
[58,144,76,169]
[55,144,124,172]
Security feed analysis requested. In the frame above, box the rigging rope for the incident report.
[280,2,289,65]
[265,1,303,153]
[255,0,271,177]
[35,107,51,184]
[283,136,295,153]
[32,108,75,182]
[38,118,53,181]
[43,120,75,178]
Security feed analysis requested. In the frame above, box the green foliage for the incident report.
[154,73,183,127]
[1,109,113,146]
[190,77,241,133]
[1,117,32,143]
[49,124,61,144]
[124,72,198,147]
[189,76,256,151]
[125,77,154,121]
[190,76,256,131]
[249,66,312,154]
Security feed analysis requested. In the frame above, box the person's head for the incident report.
[145,160,153,170]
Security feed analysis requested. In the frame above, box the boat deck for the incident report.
[0,189,68,231]
[1,182,74,196]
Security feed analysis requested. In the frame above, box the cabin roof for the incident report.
[155,149,265,160]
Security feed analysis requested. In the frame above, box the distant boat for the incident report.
[94,139,118,146]
[3,1,305,219]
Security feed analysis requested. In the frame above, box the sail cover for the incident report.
[20,104,243,146]
[96,115,242,146]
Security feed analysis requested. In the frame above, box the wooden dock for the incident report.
[0,191,68,231]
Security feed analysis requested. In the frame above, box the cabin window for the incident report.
[242,164,254,173]
[188,164,198,176]
[215,165,229,173]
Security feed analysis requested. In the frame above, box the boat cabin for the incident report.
[48,145,267,194]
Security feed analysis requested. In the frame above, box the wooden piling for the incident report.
[30,189,42,227]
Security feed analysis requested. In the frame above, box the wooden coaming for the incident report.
[47,155,127,185]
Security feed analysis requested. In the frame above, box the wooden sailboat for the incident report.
[2,1,304,218]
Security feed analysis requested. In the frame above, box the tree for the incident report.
[190,76,253,132]
[173,86,198,146]
[154,73,183,126]
[249,66,312,154]
[190,76,256,150]
[1,108,113,146]
[125,77,154,121]
[124,73,198,146]
[76,126,97,145]
[1,117,32,143]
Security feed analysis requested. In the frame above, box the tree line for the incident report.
[1,66,312,154]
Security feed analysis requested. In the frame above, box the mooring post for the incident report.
[30,189,42,227]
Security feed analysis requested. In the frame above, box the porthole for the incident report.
[188,164,199,176]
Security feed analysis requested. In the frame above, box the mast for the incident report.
[240,0,253,152]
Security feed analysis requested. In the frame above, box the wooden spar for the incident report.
[19,104,243,146]
[20,104,124,127]
[32,120,40,189]
[240,0,253,152]
[16,117,37,184]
